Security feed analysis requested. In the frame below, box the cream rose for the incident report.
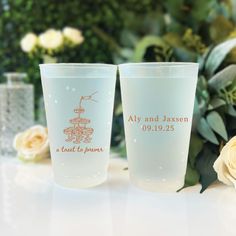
[63,27,84,45]
[13,125,50,162]
[20,33,38,53]
[39,29,63,50]
[213,137,236,187]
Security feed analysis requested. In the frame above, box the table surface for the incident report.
[0,156,236,236]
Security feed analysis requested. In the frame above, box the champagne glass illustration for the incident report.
[64,92,98,144]
[40,63,117,188]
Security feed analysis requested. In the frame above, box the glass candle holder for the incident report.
[0,73,34,157]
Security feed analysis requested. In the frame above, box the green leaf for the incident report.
[209,15,234,43]
[112,140,127,157]
[163,0,185,21]
[197,118,219,145]
[205,38,236,76]
[141,11,166,35]
[163,32,198,61]
[178,163,200,191]
[173,47,197,62]
[192,0,214,22]
[163,32,182,48]
[233,0,236,22]
[184,164,200,187]
[193,98,201,117]
[120,30,139,48]
[192,99,201,131]
[198,75,208,90]
[196,76,210,115]
[115,103,123,116]
[208,65,236,91]
[226,104,236,117]
[196,146,218,193]
[207,98,226,110]
[206,111,228,141]
[228,116,236,130]
[43,55,57,63]
[188,133,204,167]
[120,48,134,59]
[132,36,169,62]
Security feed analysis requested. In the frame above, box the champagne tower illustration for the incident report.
[64,91,98,144]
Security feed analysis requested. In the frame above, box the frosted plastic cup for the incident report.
[119,62,199,192]
[39,64,117,188]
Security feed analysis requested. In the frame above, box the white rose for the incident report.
[63,27,84,45]
[39,29,63,50]
[13,125,50,162]
[213,137,236,187]
[20,33,38,53]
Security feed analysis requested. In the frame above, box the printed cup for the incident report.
[39,64,117,188]
[119,62,199,192]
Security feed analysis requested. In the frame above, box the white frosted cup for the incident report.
[119,62,199,192]
[39,64,117,188]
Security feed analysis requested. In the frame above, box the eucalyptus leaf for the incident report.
[184,165,200,187]
[196,94,208,115]
[205,38,236,76]
[198,46,212,72]
[188,133,203,168]
[178,163,200,191]
[208,65,236,91]
[197,118,219,145]
[198,75,208,90]
[226,104,236,117]
[207,98,226,110]
[192,98,201,131]
[185,164,200,187]
[196,146,218,193]
[196,76,210,115]
[206,111,228,141]
[208,104,214,111]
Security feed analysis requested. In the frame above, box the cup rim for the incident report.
[39,63,117,68]
[119,62,198,67]
[118,62,199,78]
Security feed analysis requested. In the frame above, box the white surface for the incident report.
[0,156,236,236]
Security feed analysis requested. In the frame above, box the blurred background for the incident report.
[0,1,236,188]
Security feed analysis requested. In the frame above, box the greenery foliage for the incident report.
[110,0,236,192]
[1,0,236,191]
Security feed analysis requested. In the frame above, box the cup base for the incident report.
[53,174,107,189]
[130,175,183,193]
